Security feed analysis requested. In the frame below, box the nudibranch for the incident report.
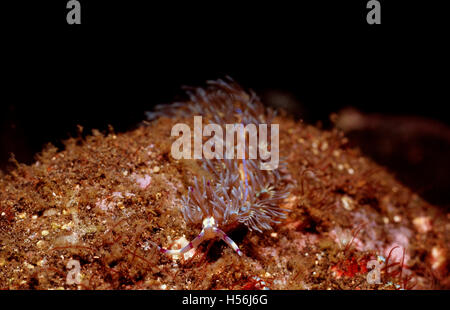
[147,78,293,257]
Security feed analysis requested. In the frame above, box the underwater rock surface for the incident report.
[0,85,448,289]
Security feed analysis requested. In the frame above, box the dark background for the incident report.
[2,1,449,208]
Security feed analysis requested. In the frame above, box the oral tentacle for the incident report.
[158,229,205,255]
[214,227,243,256]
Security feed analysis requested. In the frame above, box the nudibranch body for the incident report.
[147,78,293,257]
